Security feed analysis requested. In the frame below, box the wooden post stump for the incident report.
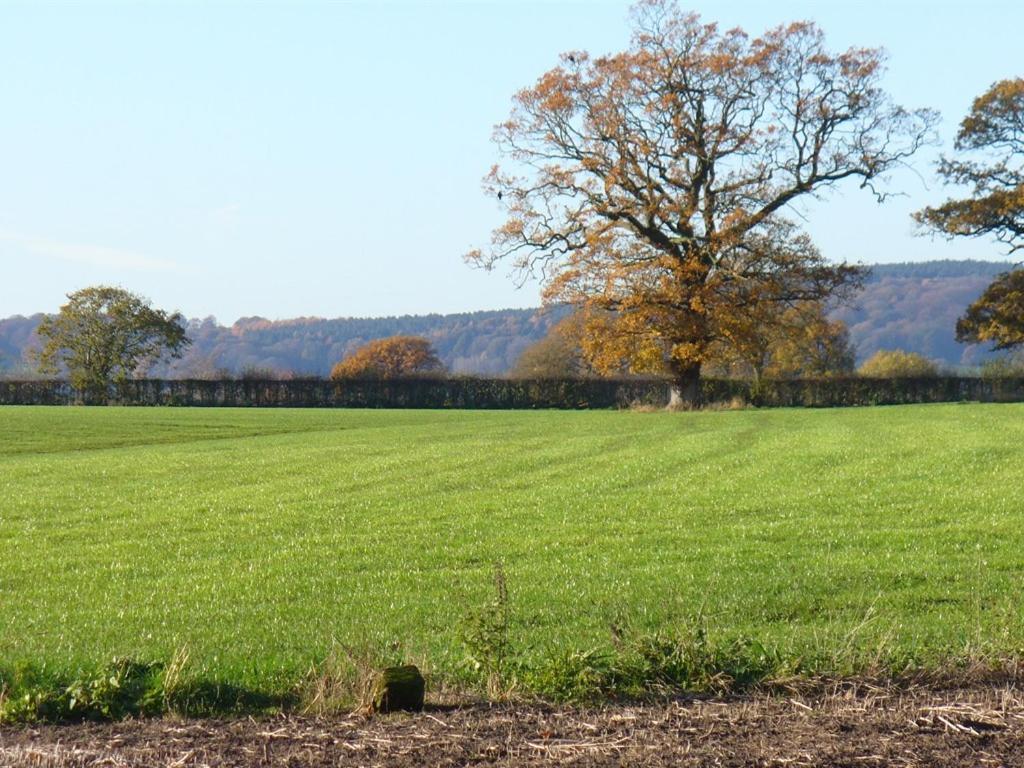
[370,665,425,713]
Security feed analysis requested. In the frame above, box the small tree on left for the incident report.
[35,286,190,400]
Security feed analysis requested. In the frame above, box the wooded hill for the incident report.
[0,260,1016,377]
[833,260,1014,369]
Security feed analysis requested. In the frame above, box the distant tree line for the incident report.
[10,280,1024,406]
[1,260,1019,381]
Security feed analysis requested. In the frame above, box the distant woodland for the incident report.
[832,260,1014,369]
[0,260,1016,378]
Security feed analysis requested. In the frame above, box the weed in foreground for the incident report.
[524,623,787,701]
[0,651,287,724]
[461,562,518,699]
[0,658,164,722]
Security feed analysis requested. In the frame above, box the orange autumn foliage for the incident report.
[330,336,445,380]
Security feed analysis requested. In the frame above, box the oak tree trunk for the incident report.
[668,362,702,409]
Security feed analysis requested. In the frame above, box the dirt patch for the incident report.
[3,684,1024,767]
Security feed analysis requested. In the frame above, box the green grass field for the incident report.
[2,404,1024,715]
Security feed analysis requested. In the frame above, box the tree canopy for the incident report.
[914,78,1024,353]
[35,286,190,398]
[468,0,935,403]
[330,336,445,379]
[915,78,1024,253]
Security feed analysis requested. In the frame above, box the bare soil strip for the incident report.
[3,685,1024,767]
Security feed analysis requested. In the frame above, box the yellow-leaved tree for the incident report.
[705,300,855,381]
[858,350,938,378]
[509,316,597,378]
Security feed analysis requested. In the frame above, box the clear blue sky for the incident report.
[0,1,1020,322]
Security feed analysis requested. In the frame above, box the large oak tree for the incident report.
[468,0,936,404]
